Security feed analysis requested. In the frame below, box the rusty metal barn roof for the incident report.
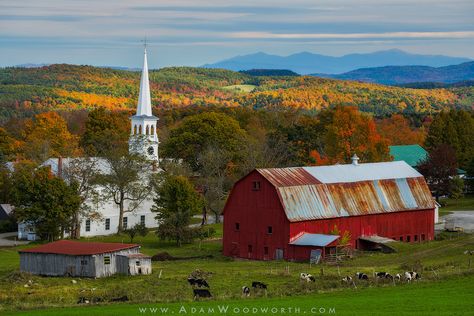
[257,161,435,222]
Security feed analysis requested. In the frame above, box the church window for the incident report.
[151,125,154,135]
[140,215,146,225]
[146,125,149,135]
[139,125,142,134]
[105,218,110,230]
[133,125,137,135]
[85,219,91,232]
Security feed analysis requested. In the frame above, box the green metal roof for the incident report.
[389,145,427,167]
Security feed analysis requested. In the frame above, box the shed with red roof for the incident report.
[19,240,151,277]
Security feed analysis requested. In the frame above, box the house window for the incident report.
[136,261,141,266]
[264,247,269,255]
[81,260,88,265]
[123,217,128,229]
[267,226,273,234]
[421,234,425,241]
[85,219,91,232]
[104,256,111,265]
[406,236,411,242]
[252,181,261,191]
[414,235,418,242]
[140,215,146,226]
[235,223,240,231]
[248,245,252,253]
[105,218,110,230]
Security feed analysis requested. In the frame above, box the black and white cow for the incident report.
[405,271,420,282]
[193,289,212,300]
[300,273,315,282]
[342,276,353,283]
[356,272,369,280]
[242,286,250,297]
[187,277,210,288]
[395,273,402,281]
[384,273,394,281]
[374,272,388,279]
[252,281,268,290]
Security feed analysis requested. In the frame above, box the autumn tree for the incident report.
[12,164,81,241]
[321,106,390,163]
[376,114,426,145]
[0,127,16,163]
[425,110,474,169]
[152,175,204,246]
[20,112,79,162]
[418,144,458,202]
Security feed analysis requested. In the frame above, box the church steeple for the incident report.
[129,45,159,161]
[136,47,152,117]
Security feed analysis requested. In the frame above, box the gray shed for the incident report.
[116,253,152,275]
[19,240,149,278]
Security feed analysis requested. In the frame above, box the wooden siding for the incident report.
[116,256,152,275]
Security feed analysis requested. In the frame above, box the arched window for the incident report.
[150,125,154,135]
[146,125,149,135]
[139,125,142,134]
[133,125,137,135]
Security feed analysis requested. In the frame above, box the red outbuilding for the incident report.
[223,157,435,261]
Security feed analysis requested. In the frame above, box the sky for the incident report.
[1,0,473,68]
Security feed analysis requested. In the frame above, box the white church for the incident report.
[18,48,160,239]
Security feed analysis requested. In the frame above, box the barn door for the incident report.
[275,248,284,260]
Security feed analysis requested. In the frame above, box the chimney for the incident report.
[58,156,63,178]
[351,154,360,166]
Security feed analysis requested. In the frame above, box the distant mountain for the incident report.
[240,69,299,76]
[15,63,51,68]
[314,62,474,85]
[203,49,471,74]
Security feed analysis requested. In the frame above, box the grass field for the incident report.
[222,84,256,93]
[1,224,474,314]
[439,195,474,216]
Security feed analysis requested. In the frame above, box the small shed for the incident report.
[19,240,149,278]
[116,253,152,275]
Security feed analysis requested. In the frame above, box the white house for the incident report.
[18,48,160,239]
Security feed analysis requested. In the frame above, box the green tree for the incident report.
[152,175,204,246]
[0,127,15,163]
[80,108,130,156]
[449,176,464,200]
[124,222,148,243]
[162,112,247,171]
[12,164,81,241]
[425,110,474,169]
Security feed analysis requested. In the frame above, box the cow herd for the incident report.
[342,271,421,285]
[188,270,421,300]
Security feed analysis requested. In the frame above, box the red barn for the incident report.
[223,158,435,261]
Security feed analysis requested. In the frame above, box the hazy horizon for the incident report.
[1,0,473,68]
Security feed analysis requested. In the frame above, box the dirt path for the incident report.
[0,232,29,247]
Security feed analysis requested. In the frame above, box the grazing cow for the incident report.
[187,277,210,288]
[395,273,401,281]
[356,272,369,280]
[464,250,474,255]
[374,272,388,279]
[110,295,129,302]
[300,273,315,282]
[404,271,420,282]
[385,273,394,281]
[242,286,250,297]
[193,289,212,300]
[252,281,268,290]
[342,276,353,283]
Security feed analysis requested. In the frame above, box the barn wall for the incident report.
[223,171,291,260]
[289,209,435,248]
[116,256,152,275]
[93,247,140,278]
[20,253,95,277]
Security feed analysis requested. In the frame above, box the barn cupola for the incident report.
[129,44,159,161]
[351,154,360,166]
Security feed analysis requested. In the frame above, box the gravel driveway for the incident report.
[437,211,474,233]
[0,232,29,247]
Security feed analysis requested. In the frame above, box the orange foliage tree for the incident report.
[322,106,390,163]
[20,112,79,162]
[376,114,426,145]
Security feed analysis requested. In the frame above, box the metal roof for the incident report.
[19,240,139,256]
[257,161,435,222]
[359,235,397,244]
[389,145,427,167]
[289,233,339,247]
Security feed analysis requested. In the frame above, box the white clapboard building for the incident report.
[18,48,160,238]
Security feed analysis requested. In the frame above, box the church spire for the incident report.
[136,46,152,116]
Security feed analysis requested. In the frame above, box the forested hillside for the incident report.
[0,64,473,123]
